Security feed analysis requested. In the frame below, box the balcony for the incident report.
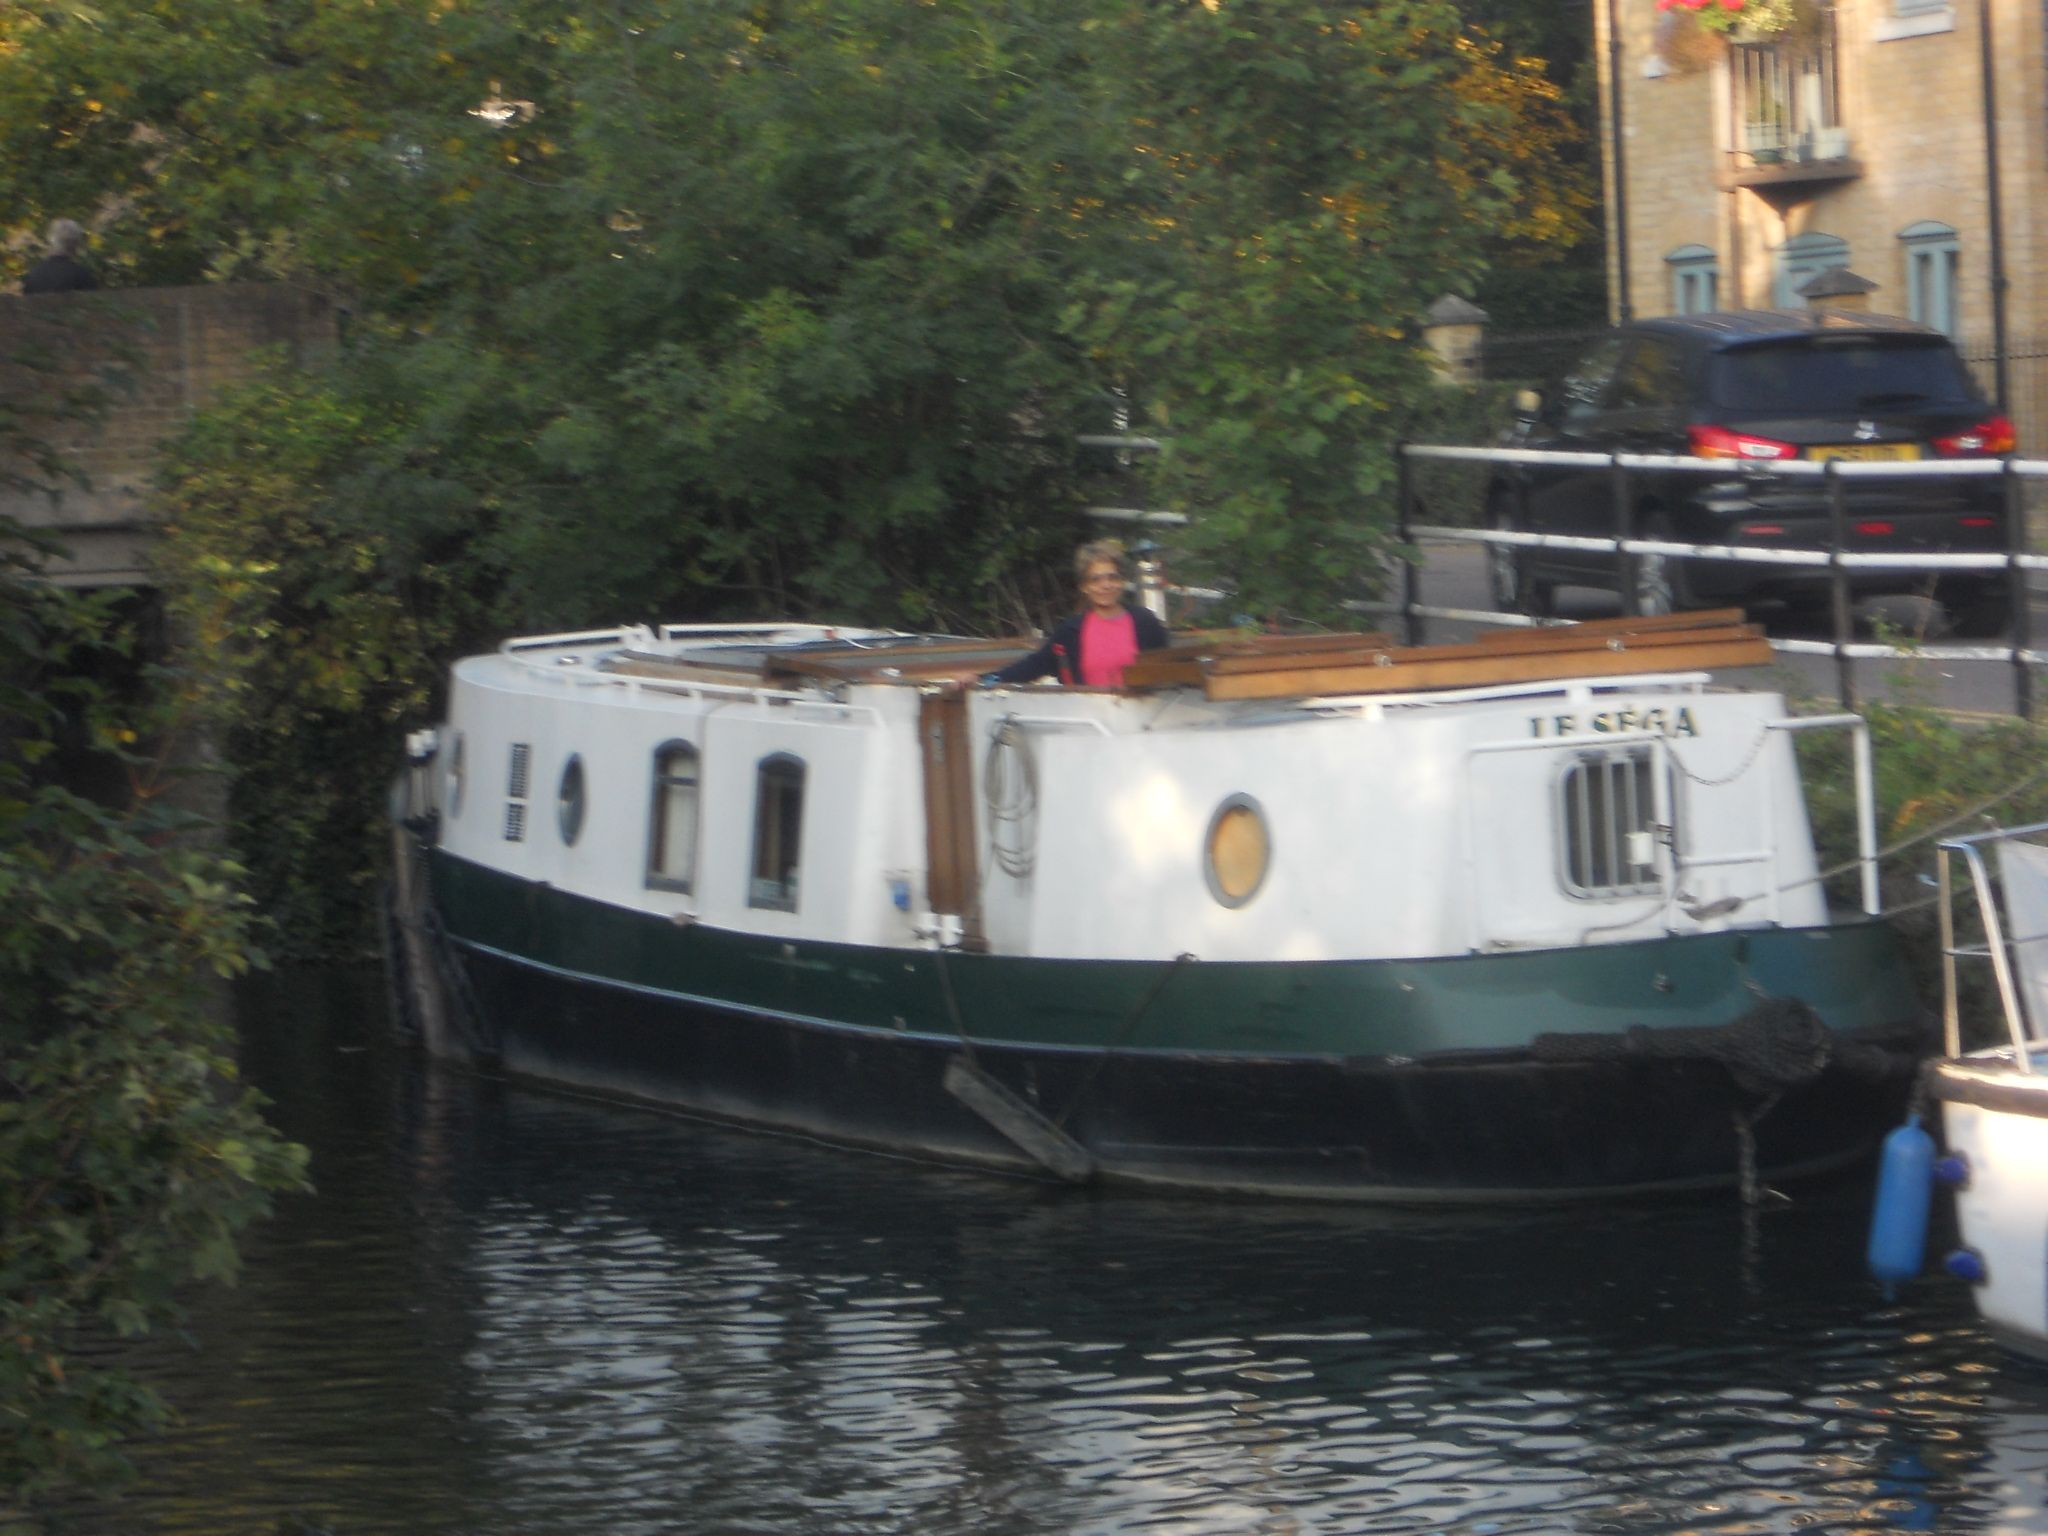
[1720,12,1861,202]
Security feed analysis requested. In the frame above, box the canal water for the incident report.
[75,972,2048,1535]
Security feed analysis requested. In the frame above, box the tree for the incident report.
[0,271,306,1520]
[10,0,1590,951]
[0,546,310,1518]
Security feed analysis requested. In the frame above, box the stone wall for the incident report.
[0,284,336,586]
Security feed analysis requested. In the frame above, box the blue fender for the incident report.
[1867,1115,1936,1295]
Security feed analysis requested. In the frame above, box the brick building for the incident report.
[1594,0,2044,426]
[0,284,335,586]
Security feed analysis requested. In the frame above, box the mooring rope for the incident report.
[983,715,1039,880]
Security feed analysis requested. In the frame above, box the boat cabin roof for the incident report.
[551,609,1771,705]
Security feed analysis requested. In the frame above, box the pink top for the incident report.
[1080,608,1140,688]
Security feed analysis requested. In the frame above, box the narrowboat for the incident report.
[387,609,1927,1202]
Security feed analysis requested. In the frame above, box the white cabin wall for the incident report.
[437,659,923,947]
[1019,717,1462,963]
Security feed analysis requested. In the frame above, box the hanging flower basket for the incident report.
[1656,0,1825,45]
[1655,7,1727,73]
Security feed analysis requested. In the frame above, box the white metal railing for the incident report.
[1937,818,2048,1063]
[1396,443,2047,717]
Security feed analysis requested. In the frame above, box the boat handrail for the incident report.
[995,712,1114,737]
[622,673,886,725]
[1766,715,1878,918]
[495,650,887,724]
[501,625,653,657]
[1299,670,1712,716]
[1938,829,2048,1067]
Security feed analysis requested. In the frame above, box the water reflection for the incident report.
[74,974,2048,1534]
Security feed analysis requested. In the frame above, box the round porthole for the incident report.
[445,733,466,819]
[1204,794,1270,908]
[557,754,587,845]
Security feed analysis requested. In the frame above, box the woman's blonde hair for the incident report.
[1074,538,1128,582]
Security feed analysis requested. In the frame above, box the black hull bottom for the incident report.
[446,941,1919,1204]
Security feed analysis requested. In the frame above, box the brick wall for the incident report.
[0,284,336,586]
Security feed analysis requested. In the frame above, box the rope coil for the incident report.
[984,716,1039,880]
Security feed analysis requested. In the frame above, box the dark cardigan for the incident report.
[986,603,1170,686]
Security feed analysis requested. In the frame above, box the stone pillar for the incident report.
[1422,295,1489,385]
[1797,266,1879,313]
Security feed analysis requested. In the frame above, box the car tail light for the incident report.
[1689,424,1798,460]
[1855,522,1895,537]
[1959,516,1997,529]
[1741,524,1786,538]
[1932,415,2017,456]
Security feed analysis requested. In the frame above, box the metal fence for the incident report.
[1392,443,2045,721]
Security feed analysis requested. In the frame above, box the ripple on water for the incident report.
[56,992,2048,1535]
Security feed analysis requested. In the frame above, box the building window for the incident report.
[1667,246,1718,315]
[647,741,701,892]
[1557,749,1664,899]
[1774,233,1849,308]
[1900,222,1960,337]
[1894,0,1947,13]
[748,754,805,912]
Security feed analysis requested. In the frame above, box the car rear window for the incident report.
[1705,338,1982,414]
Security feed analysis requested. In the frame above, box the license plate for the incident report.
[1805,443,1923,462]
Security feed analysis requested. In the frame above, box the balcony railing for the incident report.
[1731,9,1847,173]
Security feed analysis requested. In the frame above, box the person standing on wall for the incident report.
[21,219,98,295]
[984,539,1170,688]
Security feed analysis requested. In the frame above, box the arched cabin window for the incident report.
[748,753,806,912]
[647,741,701,893]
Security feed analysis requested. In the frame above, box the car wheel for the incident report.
[1632,515,1694,618]
[1948,583,2013,640]
[1486,494,1552,617]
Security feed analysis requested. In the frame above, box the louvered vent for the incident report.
[504,742,532,841]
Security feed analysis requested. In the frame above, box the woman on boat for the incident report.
[985,539,1170,687]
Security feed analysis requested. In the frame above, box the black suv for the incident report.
[1487,310,2015,633]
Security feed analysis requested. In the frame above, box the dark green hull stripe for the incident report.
[429,850,1924,1059]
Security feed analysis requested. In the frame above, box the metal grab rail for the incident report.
[1395,442,2045,719]
[1937,818,2048,1065]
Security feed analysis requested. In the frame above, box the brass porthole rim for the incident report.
[1203,792,1271,910]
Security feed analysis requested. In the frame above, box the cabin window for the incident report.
[1204,795,1270,908]
[445,732,466,820]
[504,741,531,842]
[557,754,587,846]
[749,753,806,912]
[647,741,701,893]
[1558,748,1664,898]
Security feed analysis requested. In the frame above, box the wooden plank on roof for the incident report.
[774,639,1033,684]
[1469,609,1749,650]
[603,652,770,684]
[1195,618,1761,678]
[1199,632,1773,701]
[1142,629,1397,662]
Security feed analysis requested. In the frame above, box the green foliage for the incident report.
[0,560,309,1521]
[1797,700,2048,1018]
[6,0,1592,953]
